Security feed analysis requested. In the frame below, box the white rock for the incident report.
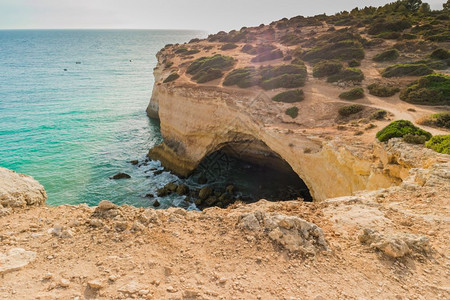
[0,167,47,207]
[0,248,37,274]
[88,279,105,290]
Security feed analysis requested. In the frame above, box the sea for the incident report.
[0,29,206,208]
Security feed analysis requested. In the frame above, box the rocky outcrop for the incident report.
[0,167,47,208]
[147,65,447,201]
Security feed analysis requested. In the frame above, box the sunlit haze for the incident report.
[0,0,446,32]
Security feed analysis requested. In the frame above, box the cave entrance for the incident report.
[190,140,313,203]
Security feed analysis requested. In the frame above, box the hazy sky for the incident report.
[0,0,446,32]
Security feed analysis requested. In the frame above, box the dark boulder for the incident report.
[110,173,131,179]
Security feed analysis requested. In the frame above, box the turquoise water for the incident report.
[0,29,205,207]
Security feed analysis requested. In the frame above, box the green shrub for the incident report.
[348,59,361,67]
[371,109,387,120]
[302,38,365,62]
[373,49,400,62]
[223,67,259,88]
[376,32,402,40]
[175,47,188,54]
[376,120,432,142]
[163,73,180,83]
[364,38,384,47]
[427,33,450,42]
[223,64,307,90]
[327,68,364,83]
[399,74,450,105]
[313,60,343,78]
[280,34,302,45]
[368,19,411,35]
[187,54,234,83]
[251,49,283,63]
[430,48,450,60]
[425,135,450,154]
[367,83,400,97]
[418,112,450,129]
[402,33,417,40]
[241,44,275,55]
[272,90,304,103]
[338,104,364,117]
[382,64,434,78]
[403,134,428,144]
[339,88,364,100]
[285,107,299,118]
[221,43,238,51]
[259,64,307,89]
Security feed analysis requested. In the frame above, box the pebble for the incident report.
[59,278,70,288]
[88,279,105,289]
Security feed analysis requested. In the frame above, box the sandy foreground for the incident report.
[1,179,449,300]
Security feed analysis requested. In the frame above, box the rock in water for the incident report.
[0,167,47,207]
[130,160,139,165]
[110,173,131,179]
[0,248,37,274]
[199,186,213,200]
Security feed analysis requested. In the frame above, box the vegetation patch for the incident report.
[425,135,450,154]
[430,48,449,60]
[348,59,361,67]
[382,64,433,78]
[187,54,234,83]
[376,120,432,142]
[403,134,428,144]
[285,107,299,118]
[251,49,284,63]
[313,60,343,78]
[399,74,450,105]
[338,104,364,117]
[221,43,238,51]
[339,88,364,100]
[417,112,450,129]
[163,73,180,83]
[370,109,387,120]
[327,68,364,83]
[302,39,365,62]
[260,64,307,90]
[223,63,307,90]
[368,19,411,35]
[272,90,304,103]
[241,44,275,55]
[367,83,400,97]
[373,49,400,62]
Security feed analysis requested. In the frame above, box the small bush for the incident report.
[373,49,400,62]
[430,48,450,60]
[272,90,304,103]
[338,104,364,117]
[241,44,275,55]
[367,83,400,97]
[313,60,343,78]
[221,43,238,51]
[402,33,417,40]
[251,49,283,63]
[339,88,364,100]
[399,74,450,105]
[223,63,307,90]
[425,135,450,154]
[382,64,433,78]
[327,68,364,83]
[187,54,234,83]
[368,19,411,35]
[285,107,299,118]
[376,120,432,142]
[348,59,361,67]
[418,112,450,129]
[403,134,428,144]
[376,32,402,40]
[163,73,180,83]
[364,38,384,47]
[223,67,259,88]
[189,38,200,43]
[371,109,387,120]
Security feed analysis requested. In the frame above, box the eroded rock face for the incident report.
[238,211,328,254]
[359,228,430,258]
[0,167,47,208]
[0,248,37,274]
